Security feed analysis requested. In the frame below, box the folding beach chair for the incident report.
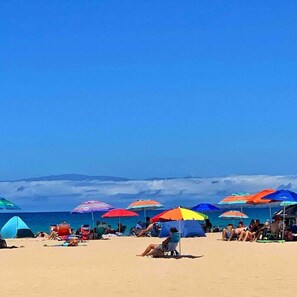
[80,225,91,241]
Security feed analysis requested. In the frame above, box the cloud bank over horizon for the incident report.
[0,175,296,212]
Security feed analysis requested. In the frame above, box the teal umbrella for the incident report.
[0,197,21,210]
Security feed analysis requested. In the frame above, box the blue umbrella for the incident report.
[191,203,221,212]
[262,190,297,203]
[262,190,297,239]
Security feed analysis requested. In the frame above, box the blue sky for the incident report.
[1,1,297,180]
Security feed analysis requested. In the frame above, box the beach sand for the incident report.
[0,234,296,297]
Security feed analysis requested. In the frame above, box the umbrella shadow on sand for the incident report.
[155,255,204,260]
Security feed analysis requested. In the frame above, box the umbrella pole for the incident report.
[144,209,146,221]
[178,220,182,255]
[269,205,272,221]
[91,211,94,229]
[282,205,285,240]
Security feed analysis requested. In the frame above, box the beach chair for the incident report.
[57,223,71,240]
[264,222,281,240]
[163,232,180,257]
[80,225,91,241]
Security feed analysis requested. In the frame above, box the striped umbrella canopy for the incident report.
[72,200,113,227]
[72,200,113,213]
[219,192,252,213]
[219,192,253,205]
[127,199,163,219]
[219,210,248,220]
[0,197,21,211]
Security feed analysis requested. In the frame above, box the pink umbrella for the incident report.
[72,200,113,227]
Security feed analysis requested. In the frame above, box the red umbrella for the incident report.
[102,209,138,233]
[102,209,138,218]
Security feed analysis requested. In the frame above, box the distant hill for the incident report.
[14,174,131,182]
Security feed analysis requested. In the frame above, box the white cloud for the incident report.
[0,175,296,211]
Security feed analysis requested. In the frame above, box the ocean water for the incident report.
[0,206,282,235]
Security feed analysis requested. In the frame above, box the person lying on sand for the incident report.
[0,238,24,249]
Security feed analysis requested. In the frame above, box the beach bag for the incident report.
[0,238,7,249]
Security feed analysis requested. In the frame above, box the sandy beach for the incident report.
[0,234,296,297]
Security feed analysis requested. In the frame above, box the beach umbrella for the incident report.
[102,208,138,232]
[219,192,252,213]
[280,201,297,207]
[191,203,220,212]
[71,200,113,228]
[157,207,208,221]
[153,207,208,254]
[127,199,163,219]
[261,190,297,239]
[151,210,170,223]
[246,189,276,220]
[219,210,248,224]
[0,197,21,211]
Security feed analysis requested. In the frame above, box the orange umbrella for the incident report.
[246,189,275,204]
[246,189,276,220]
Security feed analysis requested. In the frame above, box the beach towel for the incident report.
[256,240,285,243]
[43,243,88,247]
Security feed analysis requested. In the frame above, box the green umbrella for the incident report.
[0,197,21,210]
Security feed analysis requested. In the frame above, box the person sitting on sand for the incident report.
[222,224,235,241]
[222,221,245,241]
[234,221,245,238]
[137,227,179,257]
[130,221,144,236]
[238,219,262,241]
[137,220,155,237]
[47,226,59,240]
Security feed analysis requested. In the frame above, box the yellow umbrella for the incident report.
[157,207,208,221]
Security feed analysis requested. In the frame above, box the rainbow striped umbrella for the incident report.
[150,207,207,254]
